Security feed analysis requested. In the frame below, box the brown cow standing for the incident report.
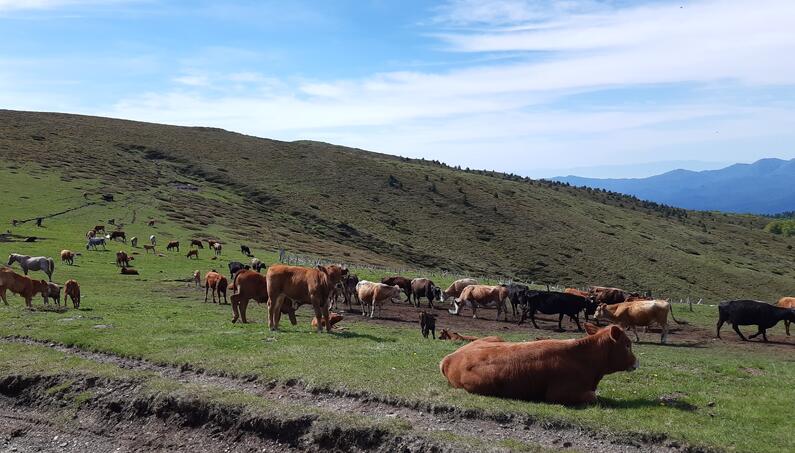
[0,268,49,308]
[777,297,795,335]
[589,286,642,305]
[109,231,126,243]
[190,239,204,249]
[167,241,180,252]
[380,276,412,303]
[449,285,510,320]
[143,245,156,254]
[116,251,132,267]
[411,278,440,308]
[204,271,228,304]
[186,250,199,259]
[440,323,638,405]
[266,264,348,332]
[595,300,684,344]
[229,270,296,324]
[60,249,75,265]
[46,282,61,306]
[64,279,80,308]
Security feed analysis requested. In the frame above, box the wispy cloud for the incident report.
[0,0,136,12]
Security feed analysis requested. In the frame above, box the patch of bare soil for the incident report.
[1,337,705,453]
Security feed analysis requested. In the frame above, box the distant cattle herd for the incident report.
[2,215,795,405]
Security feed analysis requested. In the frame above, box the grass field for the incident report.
[1,161,794,452]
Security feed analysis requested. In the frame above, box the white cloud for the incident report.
[0,0,136,11]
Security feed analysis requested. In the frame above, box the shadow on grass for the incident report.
[329,330,396,342]
[598,397,697,411]
[636,340,709,348]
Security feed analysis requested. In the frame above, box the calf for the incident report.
[441,278,478,302]
[190,239,204,249]
[115,251,132,267]
[240,244,252,256]
[213,242,222,256]
[186,250,199,259]
[357,280,402,318]
[519,291,595,332]
[64,279,80,308]
[60,249,75,265]
[380,276,412,303]
[311,312,343,330]
[46,282,61,306]
[166,241,180,252]
[148,219,156,227]
[120,267,139,275]
[419,311,436,339]
[193,270,201,288]
[86,229,96,239]
[250,258,265,272]
[341,274,360,310]
[449,285,510,320]
[266,264,348,332]
[93,225,105,234]
[777,297,795,335]
[143,244,156,254]
[438,329,479,341]
[440,323,638,405]
[0,269,49,308]
[717,300,795,342]
[204,271,228,304]
[228,261,250,280]
[411,278,441,309]
[596,300,684,344]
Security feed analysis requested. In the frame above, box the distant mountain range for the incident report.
[552,158,795,215]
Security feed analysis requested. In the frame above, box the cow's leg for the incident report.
[785,320,791,336]
[320,300,331,333]
[557,313,565,331]
[231,295,240,323]
[428,295,434,309]
[471,301,478,319]
[223,289,228,305]
[272,295,286,331]
[240,300,250,323]
[731,323,747,341]
[431,326,435,339]
[370,299,376,319]
[531,310,540,329]
[716,318,725,338]
[204,284,209,303]
[572,314,583,332]
[632,326,640,343]
[546,384,596,405]
[761,329,768,342]
[661,323,668,344]
[0,288,7,305]
[312,301,324,333]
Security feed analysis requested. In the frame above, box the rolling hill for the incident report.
[1,109,794,301]
[553,158,795,214]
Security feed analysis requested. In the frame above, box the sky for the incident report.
[1,0,794,178]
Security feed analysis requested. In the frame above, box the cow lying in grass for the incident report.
[0,268,49,308]
[595,300,684,344]
[440,323,638,405]
[717,299,795,342]
[120,267,139,275]
[311,312,343,330]
[438,329,478,341]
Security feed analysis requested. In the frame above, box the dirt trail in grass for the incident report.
[1,337,690,453]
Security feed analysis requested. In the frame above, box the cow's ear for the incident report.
[584,323,599,336]
[608,325,623,343]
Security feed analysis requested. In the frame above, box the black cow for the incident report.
[228,261,251,280]
[502,283,530,318]
[518,291,596,332]
[419,311,436,339]
[341,274,360,310]
[381,276,412,303]
[411,278,441,308]
[717,300,795,342]
[241,244,252,257]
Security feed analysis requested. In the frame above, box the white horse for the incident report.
[7,253,55,281]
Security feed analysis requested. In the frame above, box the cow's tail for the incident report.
[47,257,55,274]
[668,302,687,325]
[231,271,242,294]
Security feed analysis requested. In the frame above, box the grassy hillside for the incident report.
[1,109,793,301]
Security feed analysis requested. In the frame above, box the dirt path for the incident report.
[1,337,692,453]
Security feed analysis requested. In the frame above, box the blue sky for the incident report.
[1,0,794,178]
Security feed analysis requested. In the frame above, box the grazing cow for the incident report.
[250,258,265,272]
[266,264,348,332]
[380,276,412,303]
[420,311,436,339]
[228,261,250,280]
[130,236,138,248]
[230,270,298,324]
[589,286,641,305]
[108,231,126,243]
[64,279,80,308]
[149,235,156,246]
[519,291,596,332]
[204,271,228,304]
[0,268,49,308]
[357,280,402,318]
[120,267,139,275]
[440,323,638,405]
[596,300,684,344]
[502,283,530,319]
[411,278,441,309]
[441,278,478,302]
[341,274,360,310]
[438,329,479,341]
[46,282,61,306]
[190,239,204,249]
[193,270,201,288]
[94,225,106,234]
[213,242,223,256]
[86,237,106,250]
[449,285,510,320]
[85,229,96,239]
[206,239,219,248]
[148,219,156,227]
[60,250,75,265]
[115,251,132,267]
[186,250,198,259]
[311,312,343,330]
[777,297,795,335]
[143,244,156,254]
[7,254,55,281]
[716,300,795,342]
[166,241,180,252]
[240,244,252,256]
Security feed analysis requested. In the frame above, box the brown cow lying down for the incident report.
[438,329,478,341]
[266,264,347,333]
[449,285,510,320]
[0,268,49,308]
[356,280,402,318]
[440,323,638,405]
[120,267,139,275]
[311,312,343,330]
[595,300,684,344]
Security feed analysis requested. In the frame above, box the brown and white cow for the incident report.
[204,271,228,304]
[441,278,478,302]
[60,249,75,265]
[380,276,412,303]
[777,297,795,335]
[266,264,347,332]
[115,251,132,267]
[0,268,49,308]
[440,323,638,405]
[46,282,61,306]
[595,300,684,344]
[357,280,402,319]
[449,284,510,320]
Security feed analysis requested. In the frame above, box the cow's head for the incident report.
[6,254,17,265]
[438,329,451,340]
[585,323,638,373]
[36,280,49,302]
[318,264,348,283]
[390,285,403,303]
[431,286,442,301]
[594,303,615,322]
